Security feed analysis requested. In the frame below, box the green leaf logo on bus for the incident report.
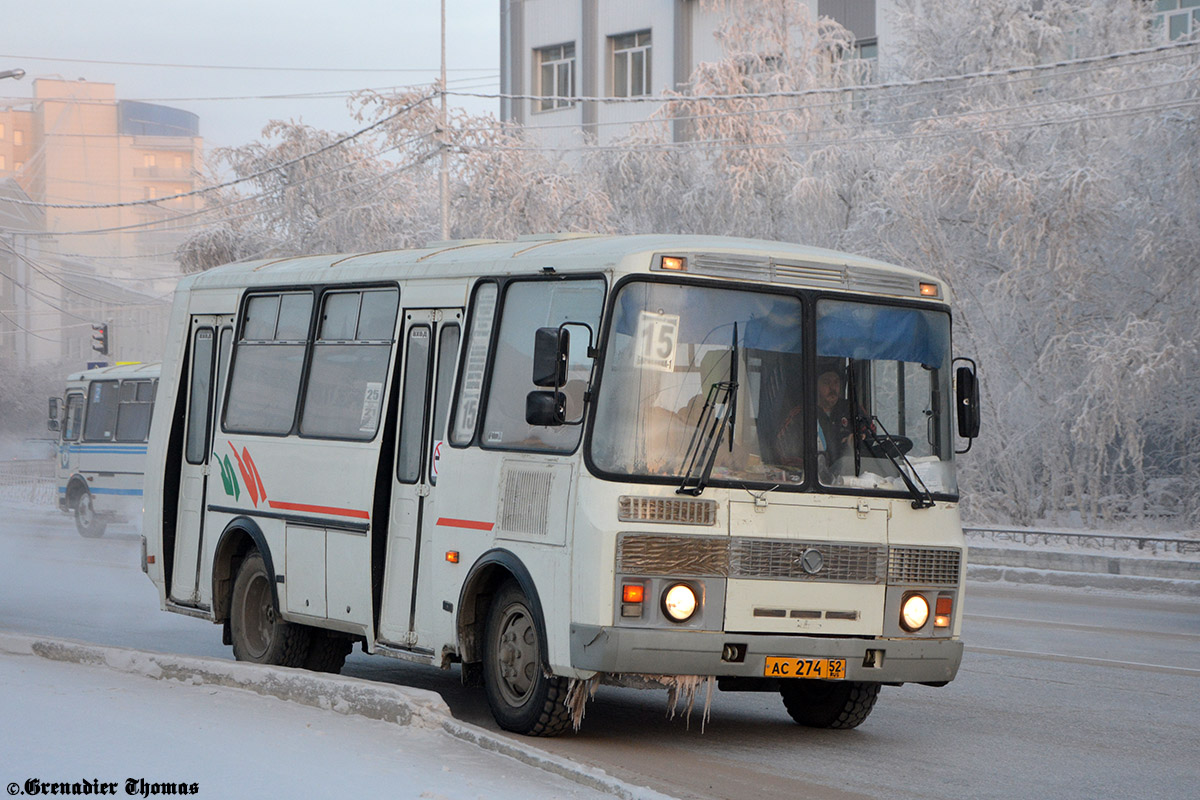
[215,442,268,508]
[216,453,240,501]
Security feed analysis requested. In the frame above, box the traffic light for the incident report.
[91,322,109,355]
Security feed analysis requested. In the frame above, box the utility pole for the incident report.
[439,0,450,241]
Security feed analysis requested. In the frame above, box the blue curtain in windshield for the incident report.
[817,301,949,368]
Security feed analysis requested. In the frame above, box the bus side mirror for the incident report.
[531,327,568,388]
[48,397,61,432]
[526,390,566,426]
[955,362,980,443]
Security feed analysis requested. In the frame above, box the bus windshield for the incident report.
[591,280,808,486]
[590,281,957,498]
[815,299,956,497]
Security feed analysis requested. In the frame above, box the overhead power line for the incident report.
[447,38,1200,104]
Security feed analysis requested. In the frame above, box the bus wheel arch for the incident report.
[65,476,89,510]
[457,550,548,677]
[211,517,276,624]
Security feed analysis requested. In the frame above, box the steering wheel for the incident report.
[865,433,913,458]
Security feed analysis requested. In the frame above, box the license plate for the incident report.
[764,657,846,679]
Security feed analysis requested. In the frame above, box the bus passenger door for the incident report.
[378,308,462,647]
[170,315,233,607]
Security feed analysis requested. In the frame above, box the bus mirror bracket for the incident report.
[953,357,980,453]
[48,397,61,432]
[528,322,597,427]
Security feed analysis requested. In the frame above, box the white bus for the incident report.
[49,362,159,538]
[142,234,980,735]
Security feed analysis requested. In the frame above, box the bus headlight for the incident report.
[662,583,698,623]
[900,593,930,631]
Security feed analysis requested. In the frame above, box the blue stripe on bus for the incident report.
[67,446,148,454]
[56,486,142,496]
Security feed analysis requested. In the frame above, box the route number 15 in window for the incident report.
[635,311,680,373]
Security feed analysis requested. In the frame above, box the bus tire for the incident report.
[74,491,107,538]
[780,680,880,729]
[483,580,571,736]
[303,629,353,674]
[230,550,310,667]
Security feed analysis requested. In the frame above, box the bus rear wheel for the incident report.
[74,491,107,538]
[780,680,880,729]
[483,580,571,736]
[230,550,309,667]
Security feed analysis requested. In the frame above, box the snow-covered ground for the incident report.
[0,494,661,800]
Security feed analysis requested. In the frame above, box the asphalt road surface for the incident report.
[2,501,1196,799]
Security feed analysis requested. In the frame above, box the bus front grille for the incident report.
[618,534,962,587]
[887,547,962,586]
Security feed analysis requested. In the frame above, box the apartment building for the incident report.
[499,0,897,149]
[0,79,199,366]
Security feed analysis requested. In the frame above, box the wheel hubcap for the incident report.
[496,603,538,706]
[239,572,273,659]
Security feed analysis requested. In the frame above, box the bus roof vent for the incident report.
[846,266,920,297]
[618,496,717,527]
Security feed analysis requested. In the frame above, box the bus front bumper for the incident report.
[569,624,963,685]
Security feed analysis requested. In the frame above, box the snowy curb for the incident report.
[0,633,672,800]
[966,564,1200,597]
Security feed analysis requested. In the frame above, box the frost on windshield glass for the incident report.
[591,281,806,485]
[815,300,956,496]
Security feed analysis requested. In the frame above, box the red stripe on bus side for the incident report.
[436,517,495,531]
[267,500,370,520]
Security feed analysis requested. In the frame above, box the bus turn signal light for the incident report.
[445,550,459,564]
[622,584,645,603]
[935,595,952,627]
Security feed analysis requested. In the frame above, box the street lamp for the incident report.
[0,68,26,81]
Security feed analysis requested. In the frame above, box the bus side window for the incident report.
[396,326,432,483]
[300,288,398,440]
[481,278,604,453]
[83,381,119,441]
[450,282,498,446]
[115,380,155,442]
[225,292,313,435]
[429,324,460,485]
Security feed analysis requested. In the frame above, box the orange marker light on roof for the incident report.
[660,256,687,271]
[919,282,940,297]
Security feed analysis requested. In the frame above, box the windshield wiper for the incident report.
[677,324,738,496]
[866,416,936,510]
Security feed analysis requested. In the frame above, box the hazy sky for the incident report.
[1,0,501,149]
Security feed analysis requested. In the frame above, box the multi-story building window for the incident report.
[13,130,23,146]
[536,43,576,111]
[1155,0,1200,39]
[611,30,652,97]
[144,154,156,168]
[0,123,5,139]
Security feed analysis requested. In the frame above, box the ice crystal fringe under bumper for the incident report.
[569,624,963,685]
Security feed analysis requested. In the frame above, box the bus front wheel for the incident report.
[483,580,571,736]
[780,680,880,729]
[74,491,107,538]
[230,550,309,667]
